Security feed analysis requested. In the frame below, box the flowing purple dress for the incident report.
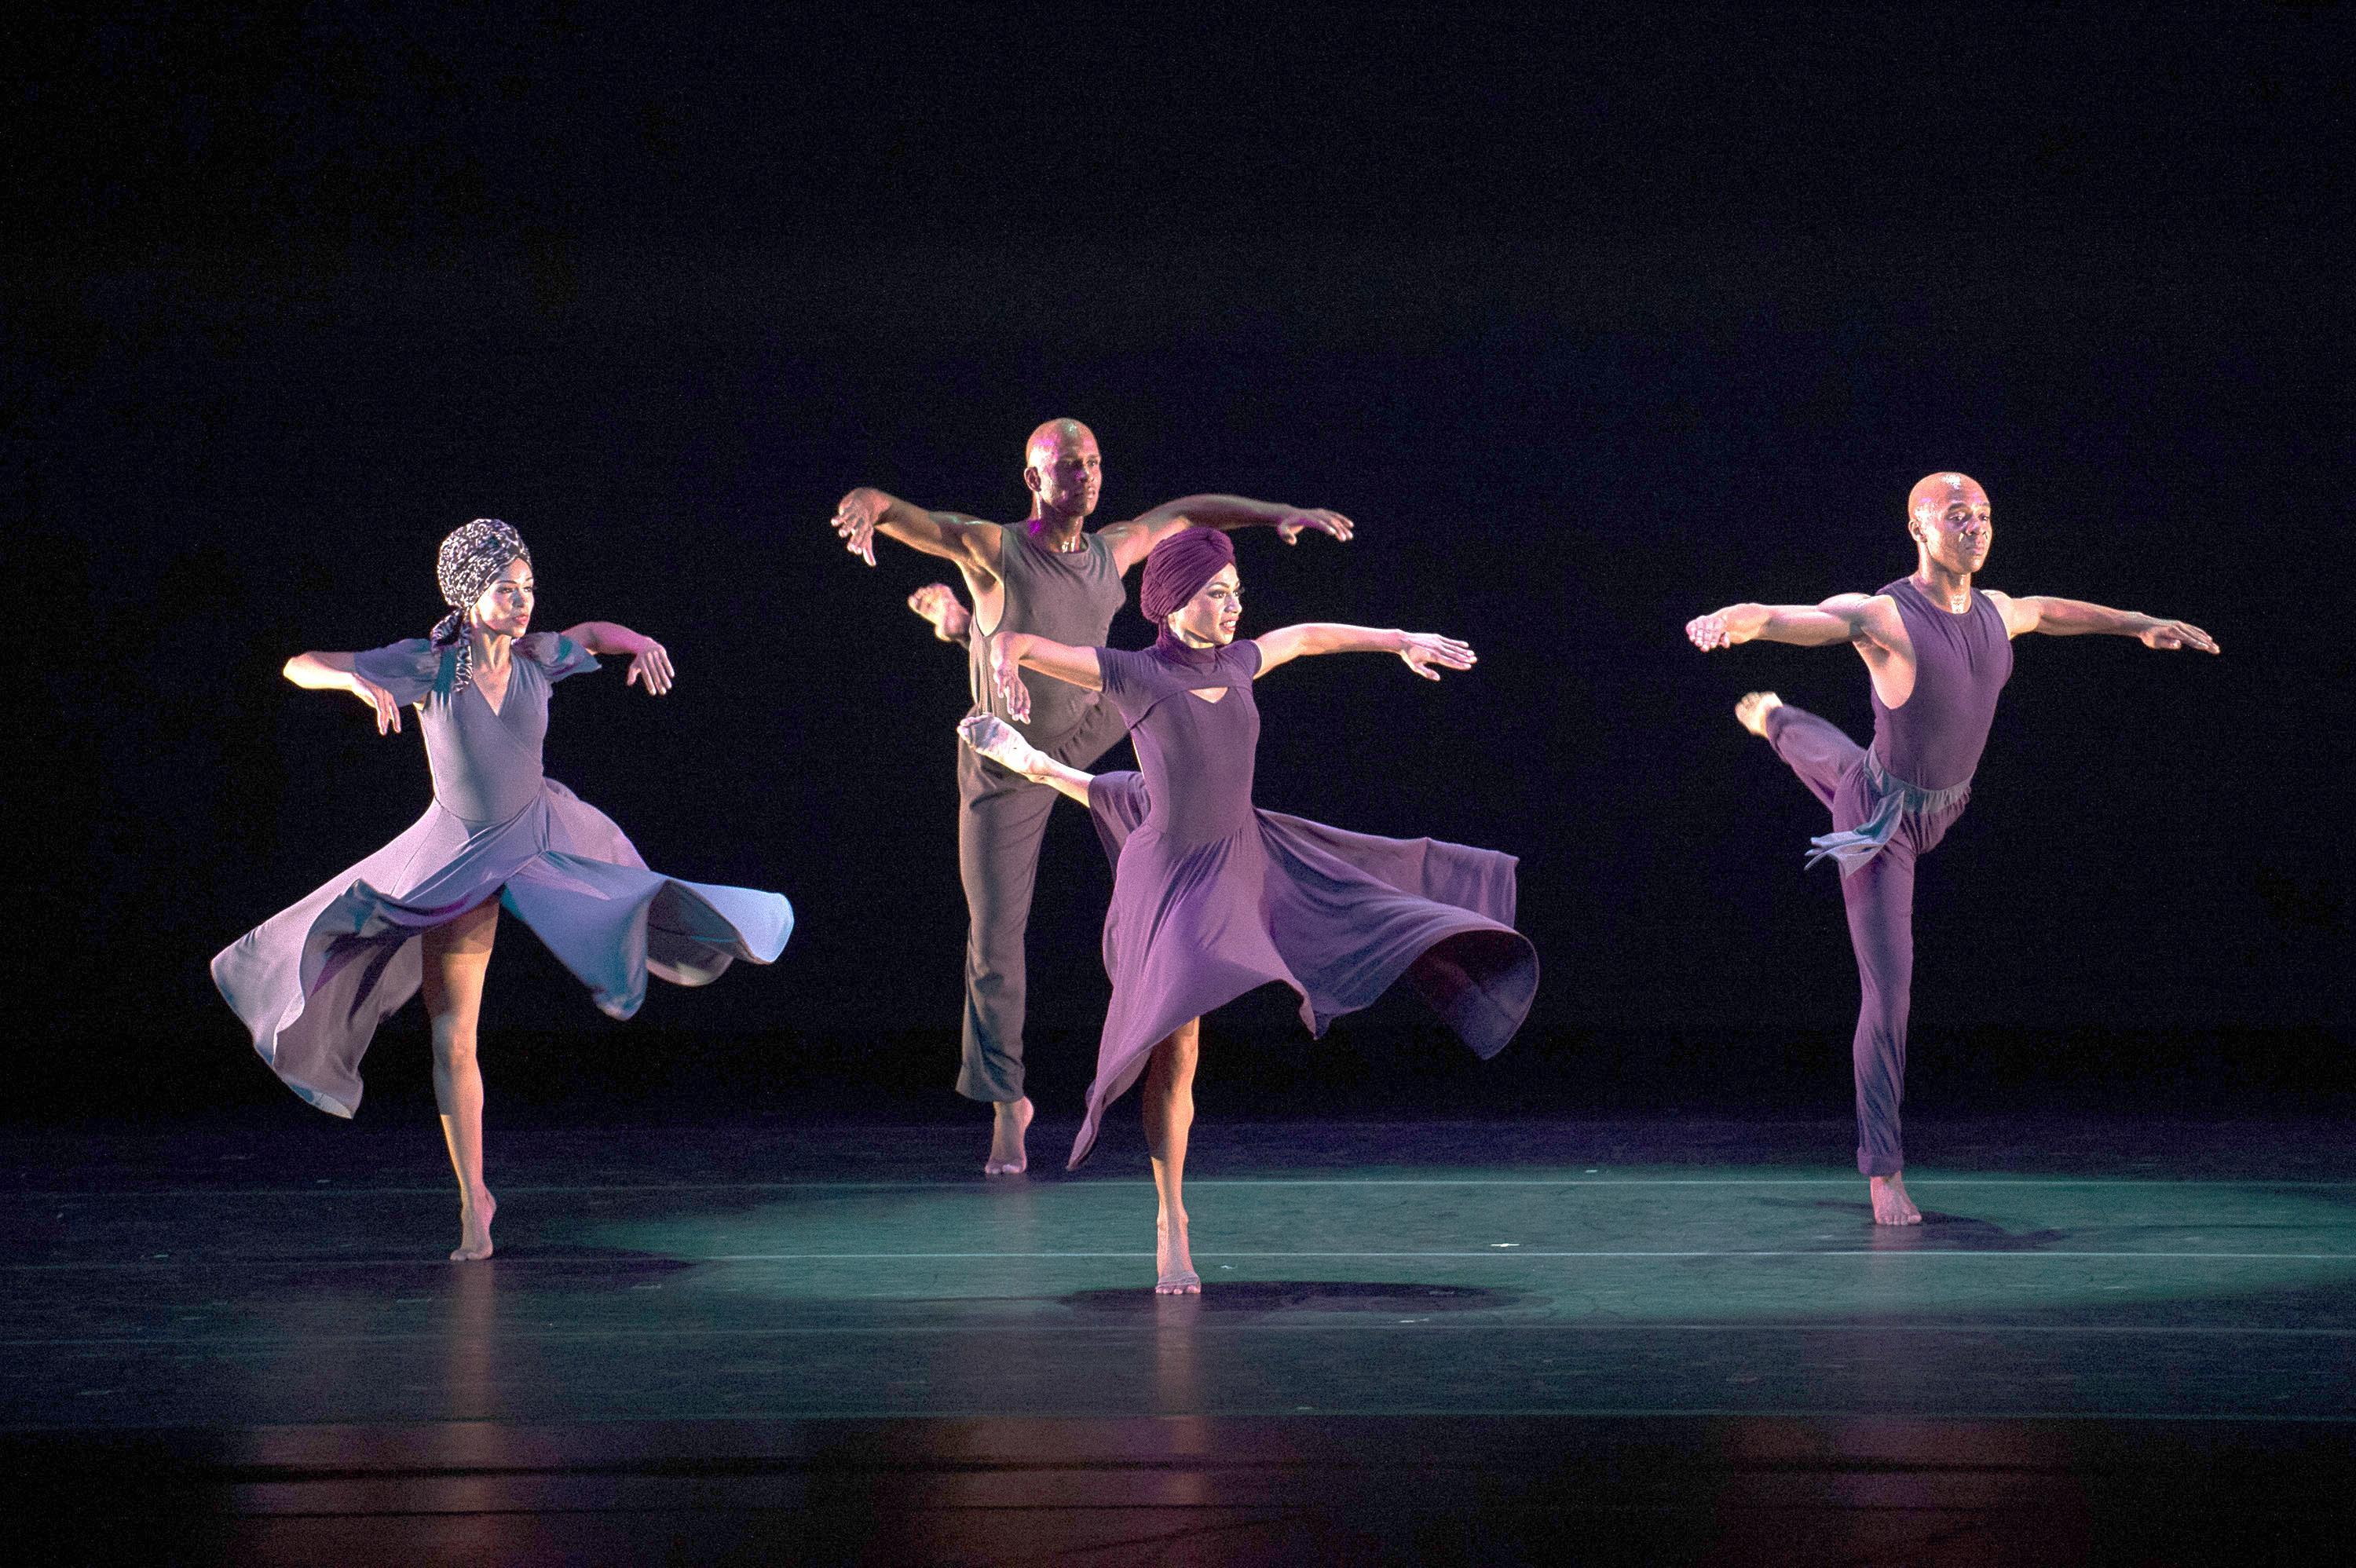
[212,634,793,1117]
[1067,638,1538,1166]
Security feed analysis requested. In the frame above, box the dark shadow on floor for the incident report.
[1062,1281,1524,1315]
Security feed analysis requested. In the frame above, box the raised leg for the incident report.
[908,583,972,645]
[421,896,501,1260]
[1758,698,1865,811]
[1143,1019,1202,1293]
[1840,840,1921,1223]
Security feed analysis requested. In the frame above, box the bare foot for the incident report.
[958,714,1043,777]
[1870,1172,1922,1226]
[909,583,971,644]
[1735,690,1782,736]
[452,1188,496,1261]
[985,1096,1033,1176]
[1155,1213,1200,1294]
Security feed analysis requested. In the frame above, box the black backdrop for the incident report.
[9,6,2349,1120]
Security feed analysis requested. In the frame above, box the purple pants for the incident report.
[1765,704,1970,1176]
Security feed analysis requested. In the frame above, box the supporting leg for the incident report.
[1840,843,1921,1223]
[421,896,501,1261]
[1143,1019,1202,1293]
[957,747,1061,1172]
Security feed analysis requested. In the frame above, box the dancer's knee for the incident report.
[430,1019,480,1069]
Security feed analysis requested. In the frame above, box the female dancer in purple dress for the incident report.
[963,528,1538,1292]
[1687,472,2217,1224]
[214,520,793,1260]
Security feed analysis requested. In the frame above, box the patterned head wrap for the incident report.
[431,518,532,695]
[1908,472,1988,528]
[1137,528,1235,623]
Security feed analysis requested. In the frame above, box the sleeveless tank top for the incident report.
[968,524,1129,745]
[1868,576,2014,791]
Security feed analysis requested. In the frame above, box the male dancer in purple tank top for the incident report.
[1687,472,2218,1224]
[832,418,1353,1174]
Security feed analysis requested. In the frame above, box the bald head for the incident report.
[1906,470,1994,576]
[1908,471,1988,527]
[1026,418,1099,468]
[1023,417,1103,522]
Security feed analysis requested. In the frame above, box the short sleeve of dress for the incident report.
[517,632,602,685]
[350,639,444,706]
[1093,645,1145,719]
[1231,639,1264,680]
[1094,645,1134,698]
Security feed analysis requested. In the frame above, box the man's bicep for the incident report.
[1842,594,1904,649]
[941,516,1004,574]
[1096,519,1155,570]
[1982,590,2040,637]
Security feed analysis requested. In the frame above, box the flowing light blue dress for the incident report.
[212,634,792,1117]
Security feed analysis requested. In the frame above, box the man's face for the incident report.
[1910,476,1992,576]
[1025,424,1103,519]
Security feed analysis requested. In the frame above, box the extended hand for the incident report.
[958,714,1043,777]
[353,675,404,735]
[1687,600,1762,645]
[2139,617,2219,654]
[1274,508,1356,546]
[832,489,885,567]
[909,583,971,642]
[1399,632,1476,681]
[991,640,1033,723]
[625,640,675,695]
[1686,612,1741,652]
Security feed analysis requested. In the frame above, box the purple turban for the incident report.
[1138,528,1235,623]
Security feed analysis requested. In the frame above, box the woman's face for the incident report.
[1167,565,1242,646]
[470,557,535,638]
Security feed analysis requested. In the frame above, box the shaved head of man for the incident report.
[1907,471,1992,580]
[1024,418,1103,521]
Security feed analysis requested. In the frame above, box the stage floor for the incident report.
[8,1110,2354,1563]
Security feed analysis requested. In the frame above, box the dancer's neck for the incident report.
[1023,508,1088,553]
[1912,559,1974,613]
[1154,627,1220,666]
[468,626,516,670]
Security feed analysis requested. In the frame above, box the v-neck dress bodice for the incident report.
[211,633,793,1117]
[412,637,569,824]
[1061,640,1539,1168]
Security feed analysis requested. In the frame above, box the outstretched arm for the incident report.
[1685,595,1888,652]
[1983,592,2219,652]
[1252,623,1476,680]
[561,621,676,694]
[832,487,1004,583]
[958,715,1093,804]
[283,651,406,735]
[1100,495,1355,572]
[990,632,1104,722]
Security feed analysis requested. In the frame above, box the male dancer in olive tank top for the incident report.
[1687,473,2218,1224]
[833,418,1353,1173]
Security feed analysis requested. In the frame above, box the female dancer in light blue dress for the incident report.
[213,520,793,1259]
